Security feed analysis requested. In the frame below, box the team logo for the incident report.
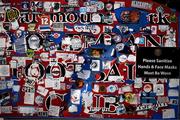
[6,7,20,22]
[25,62,45,82]
[26,34,43,50]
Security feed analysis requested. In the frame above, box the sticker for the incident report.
[11,19,19,30]
[52,23,64,31]
[90,60,100,71]
[121,85,132,92]
[103,14,113,24]
[0,81,7,90]
[26,49,34,58]
[157,97,169,103]
[119,94,125,103]
[113,35,122,43]
[120,10,140,23]
[93,84,99,92]
[169,12,176,23]
[26,34,43,50]
[22,86,35,93]
[158,25,169,32]
[131,1,152,10]
[102,61,111,69]
[156,6,164,14]
[25,62,45,81]
[80,7,87,13]
[40,15,50,25]
[74,25,100,35]
[90,49,103,58]
[24,92,35,105]
[0,106,12,113]
[162,109,175,119]
[25,77,36,87]
[143,84,152,93]
[92,13,101,23]
[153,84,164,96]
[125,93,134,103]
[61,36,83,52]
[43,2,53,12]
[6,81,13,89]
[0,0,179,119]
[75,79,84,88]
[68,0,78,6]
[134,37,145,44]
[116,43,125,51]
[71,37,82,51]
[0,34,7,55]
[116,104,126,115]
[97,1,104,10]
[82,92,93,113]
[127,54,136,62]
[68,105,78,113]
[103,26,113,33]
[168,89,178,97]
[21,1,30,10]
[165,28,176,47]
[99,85,106,92]
[104,34,111,45]
[18,106,35,114]
[37,111,48,116]
[28,24,36,31]
[114,2,125,9]
[169,79,179,88]
[151,26,157,34]
[105,2,113,11]
[0,65,10,76]
[52,2,61,12]
[118,54,127,63]
[5,7,20,22]
[87,5,97,13]
[107,85,117,93]
[37,86,49,96]
[70,89,81,104]
[48,105,60,116]
[0,92,10,105]
[38,25,51,31]
[169,99,178,105]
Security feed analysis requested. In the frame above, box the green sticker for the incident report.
[26,49,34,58]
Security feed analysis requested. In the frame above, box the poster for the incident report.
[0,0,179,119]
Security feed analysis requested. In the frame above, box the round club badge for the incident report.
[35,95,44,105]
[118,54,127,63]
[99,85,106,92]
[97,1,104,10]
[143,84,152,93]
[113,35,122,43]
[105,2,113,11]
[107,85,117,93]
[125,93,134,103]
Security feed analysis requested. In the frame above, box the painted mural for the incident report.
[0,0,179,119]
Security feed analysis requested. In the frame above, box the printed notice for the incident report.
[136,47,180,78]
